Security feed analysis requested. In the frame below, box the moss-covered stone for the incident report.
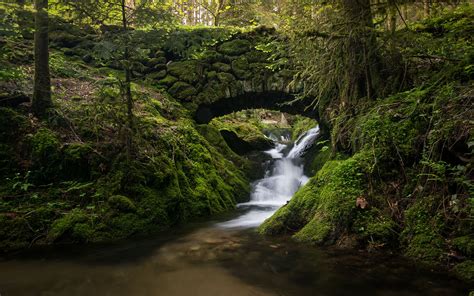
[148,70,167,80]
[231,57,250,79]
[167,61,202,84]
[158,75,178,86]
[168,81,198,101]
[212,62,231,72]
[260,152,369,245]
[196,80,228,104]
[147,57,167,67]
[453,260,474,283]
[218,39,251,56]
[217,72,236,84]
[453,235,474,257]
[47,209,90,242]
[108,195,137,212]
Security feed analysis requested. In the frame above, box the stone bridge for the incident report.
[145,31,315,123]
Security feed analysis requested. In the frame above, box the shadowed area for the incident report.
[194,91,315,124]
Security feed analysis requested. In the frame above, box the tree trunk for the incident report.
[121,0,134,159]
[424,0,431,17]
[340,0,378,102]
[32,0,52,117]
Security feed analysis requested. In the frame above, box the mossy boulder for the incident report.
[47,209,91,242]
[217,72,236,85]
[199,50,227,63]
[453,260,474,283]
[158,75,178,87]
[218,39,251,56]
[453,235,474,257]
[212,62,231,72]
[260,152,370,245]
[231,57,250,79]
[108,195,136,212]
[167,61,202,84]
[147,57,167,67]
[168,81,198,101]
[148,70,167,80]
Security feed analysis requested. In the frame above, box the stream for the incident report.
[0,128,469,296]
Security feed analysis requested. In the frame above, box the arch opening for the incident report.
[194,91,315,124]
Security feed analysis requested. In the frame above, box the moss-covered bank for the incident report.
[260,7,474,284]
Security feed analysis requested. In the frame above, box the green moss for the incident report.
[291,116,318,141]
[218,39,251,56]
[231,57,250,79]
[167,61,202,84]
[211,118,272,150]
[245,50,268,63]
[309,147,331,175]
[31,128,61,160]
[453,260,474,283]
[261,152,368,245]
[453,235,474,257]
[401,197,446,265]
[352,208,397,245]
[47,209,90,242]
[30,128,61,180]
[212,62,231,72]
[108,195,137,212]
[168,81,198,101]
[0,214,32,251]
[148,70,167,80]
[196,80,228,104]
[158,75,178,86]
[217,72,236,84]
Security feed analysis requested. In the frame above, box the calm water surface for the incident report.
[0,221,469,296]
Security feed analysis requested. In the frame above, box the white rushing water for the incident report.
[219,126,320,228]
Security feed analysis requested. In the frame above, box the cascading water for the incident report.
[219,126,320,228]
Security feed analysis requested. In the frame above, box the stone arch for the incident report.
[194,90,316,124]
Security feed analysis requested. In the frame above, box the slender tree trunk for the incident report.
[32,0,52,117]
[424,0,431,17]
[388,5,397,34]
[340,0,378,102]
[214,0,225,26]
[121,0,134,158]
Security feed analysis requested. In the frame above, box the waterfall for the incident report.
[219,126,320,228]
